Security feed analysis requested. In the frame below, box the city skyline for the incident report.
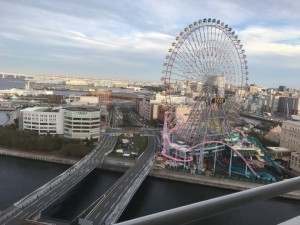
[1,0,300,87]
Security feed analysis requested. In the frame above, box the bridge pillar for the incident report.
[25,80,30,90]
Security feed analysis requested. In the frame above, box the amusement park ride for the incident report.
[160,18,283,182]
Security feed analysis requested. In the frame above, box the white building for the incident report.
[64,106,101,140]
[64,95,99,105]
[280,120,300,152]
[280,120,300,172]
[21,107,64,135]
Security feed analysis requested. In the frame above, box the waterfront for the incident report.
[0,77,88,96]
[0,77,151,96]
[1,156,300,225]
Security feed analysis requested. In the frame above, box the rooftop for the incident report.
[65,106,100,112]
[283,120,300,126]
[267,147,294,152]
[22,107,61,113]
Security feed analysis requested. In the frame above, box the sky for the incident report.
[1,0,300,88]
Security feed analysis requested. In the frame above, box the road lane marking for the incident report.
[20,211,31,219]
[36,200,45,208]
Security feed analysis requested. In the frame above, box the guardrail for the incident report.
[114,176,300,225]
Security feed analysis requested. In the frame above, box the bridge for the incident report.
[79,135,159,225]
[0,135,118,225]
[240,111,282,125]
[0,127,159,225]
[0,72,36,79]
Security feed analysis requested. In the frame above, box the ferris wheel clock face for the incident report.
[163,18,248,145]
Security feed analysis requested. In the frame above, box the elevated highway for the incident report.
[0,136,118,225]
[79,135,159,225]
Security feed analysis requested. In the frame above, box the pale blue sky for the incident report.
[1,0,300,88]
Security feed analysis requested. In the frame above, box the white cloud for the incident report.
[240,26,300,56]
[1,0,300,85]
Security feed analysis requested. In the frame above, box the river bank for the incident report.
[1,147,300,201]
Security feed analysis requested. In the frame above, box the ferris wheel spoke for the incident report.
[196,25,223,79]
[171,46,200,76]
[193,29,211,73]
[171,52,205,80]
[176,39,207,79]
[171,60,202,81]
[176,31,211,78]
[185,30,209,78]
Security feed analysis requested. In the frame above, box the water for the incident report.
[0,77,88,96]
[0,111,9,125]
[119,178,300,225]
[0,156,69,210]
[0,77,25,89]
[1,156,300,225]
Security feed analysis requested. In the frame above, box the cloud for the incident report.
[240,26,300,56]
[1,0,300,86]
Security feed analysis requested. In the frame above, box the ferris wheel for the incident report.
[163,18,248,146]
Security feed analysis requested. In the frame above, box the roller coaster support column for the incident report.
[197,147,204,173]
[114,176,300,225]
[229,148,233,177]
[213,151,217,175]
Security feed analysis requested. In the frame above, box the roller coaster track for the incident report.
[247,137,282,173]
[162,132,259,178]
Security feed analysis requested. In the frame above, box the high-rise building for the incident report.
[278,85,287,92]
